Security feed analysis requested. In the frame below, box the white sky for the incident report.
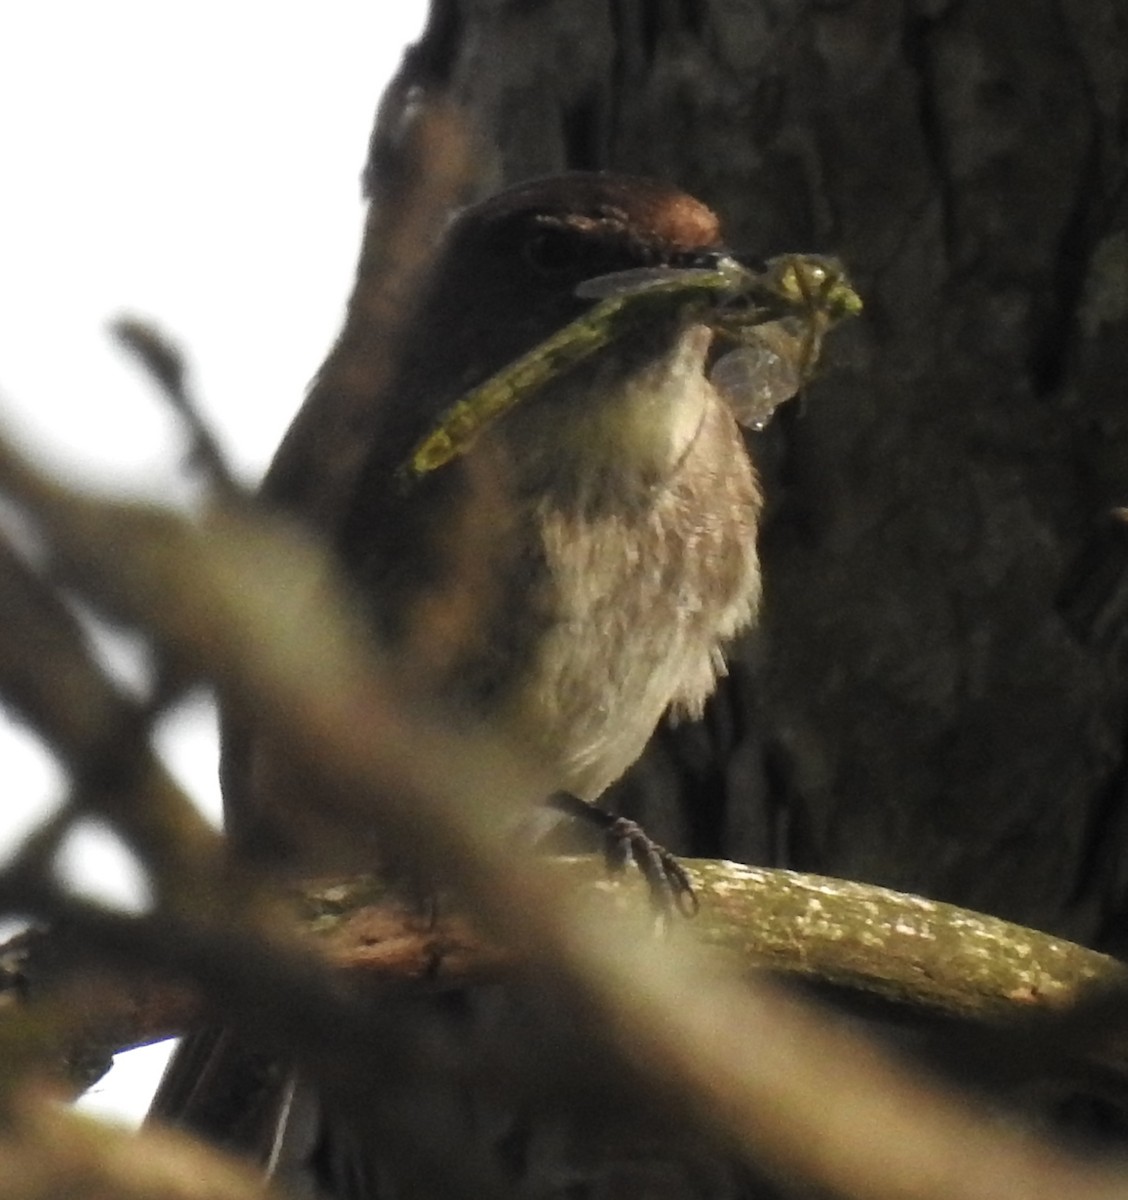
[0,2,429,1125]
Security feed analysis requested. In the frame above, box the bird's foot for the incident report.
[546,794,698,916]
[602,814,698,917]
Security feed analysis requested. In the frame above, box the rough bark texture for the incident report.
[336,2,1128,1196]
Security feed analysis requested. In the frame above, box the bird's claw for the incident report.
[602,816,698,916]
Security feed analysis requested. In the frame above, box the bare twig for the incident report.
[0,530,223,906]
[112,317,243,502]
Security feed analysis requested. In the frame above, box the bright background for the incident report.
[0,2,429,1124]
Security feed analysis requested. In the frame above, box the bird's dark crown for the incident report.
[446,172,726,282]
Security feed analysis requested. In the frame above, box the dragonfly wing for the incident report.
[709,329,804,431]
[575,265,735,300]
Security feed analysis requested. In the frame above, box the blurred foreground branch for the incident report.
[0,1088,267,1200]
[1,414,1128,1198]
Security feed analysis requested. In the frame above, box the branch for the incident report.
[0,1088,270,1200]
[6,859,1127,1088]
[0,532,223,902]
[111,318,243,502]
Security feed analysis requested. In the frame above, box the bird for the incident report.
[149,171,858,1192]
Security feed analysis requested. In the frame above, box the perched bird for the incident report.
[150,172,857,1189]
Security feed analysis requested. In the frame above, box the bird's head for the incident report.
[381,173,859,480]
[418,173,727,365]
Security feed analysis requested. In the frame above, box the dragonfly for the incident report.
[708,254,862,429]
[400,252,861,481]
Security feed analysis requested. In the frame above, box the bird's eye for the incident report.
[667,249,727,271]
[522,228,582,275]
